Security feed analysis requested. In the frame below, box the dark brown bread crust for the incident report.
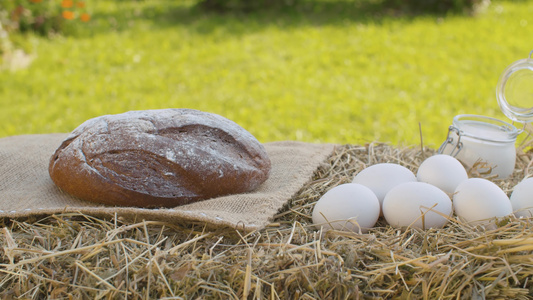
[49,109,271,208]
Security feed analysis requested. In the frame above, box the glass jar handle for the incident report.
[438,126,463,157]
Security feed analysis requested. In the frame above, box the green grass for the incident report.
[1,0,532,147]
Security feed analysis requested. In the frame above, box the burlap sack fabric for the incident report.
[0,134,335,231]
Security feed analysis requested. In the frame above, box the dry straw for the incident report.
[2,137,533,299]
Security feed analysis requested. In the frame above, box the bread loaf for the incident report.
[49,109,271,208]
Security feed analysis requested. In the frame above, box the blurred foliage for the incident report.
[197,0,302,12]
[1,0,91,35]
[383,0,491,15]
[0,0,531,146]
[197,0,491,14]
[0,0,91,68]
[1,0,63,36]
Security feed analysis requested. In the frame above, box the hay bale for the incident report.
[2,142,533,299]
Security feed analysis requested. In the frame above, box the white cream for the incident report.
[439,115,518,179]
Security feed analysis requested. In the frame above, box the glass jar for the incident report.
[438,50,533,179]
[497,50,533,123]
[438,115,519,179]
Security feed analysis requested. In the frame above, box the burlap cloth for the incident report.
[0,134,335,231]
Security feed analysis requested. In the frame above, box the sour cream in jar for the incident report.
[438,114,519,179]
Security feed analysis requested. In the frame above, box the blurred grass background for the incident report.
[0,0,532,147]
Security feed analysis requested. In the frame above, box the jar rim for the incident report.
[496,50,533,123]
[452,114,519,143]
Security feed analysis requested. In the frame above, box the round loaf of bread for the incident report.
[49,109,271,208]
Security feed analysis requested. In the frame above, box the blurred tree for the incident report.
[197,0,301,12]
[383,0,491,15]
[197,0,490,14]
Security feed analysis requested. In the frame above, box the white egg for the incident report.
[352,163,417,210]
[453,178,513,225]
[417,154,468,194]
[382,182,453,229]
[510,177,533,218]
[312,183,380,233]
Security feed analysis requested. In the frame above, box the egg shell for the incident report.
[510,177,533,218]
[352,163,417,209]
[453,178,513,224]
[312,183,380,233]
[416,154,468,194]
[382,182,453,229]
